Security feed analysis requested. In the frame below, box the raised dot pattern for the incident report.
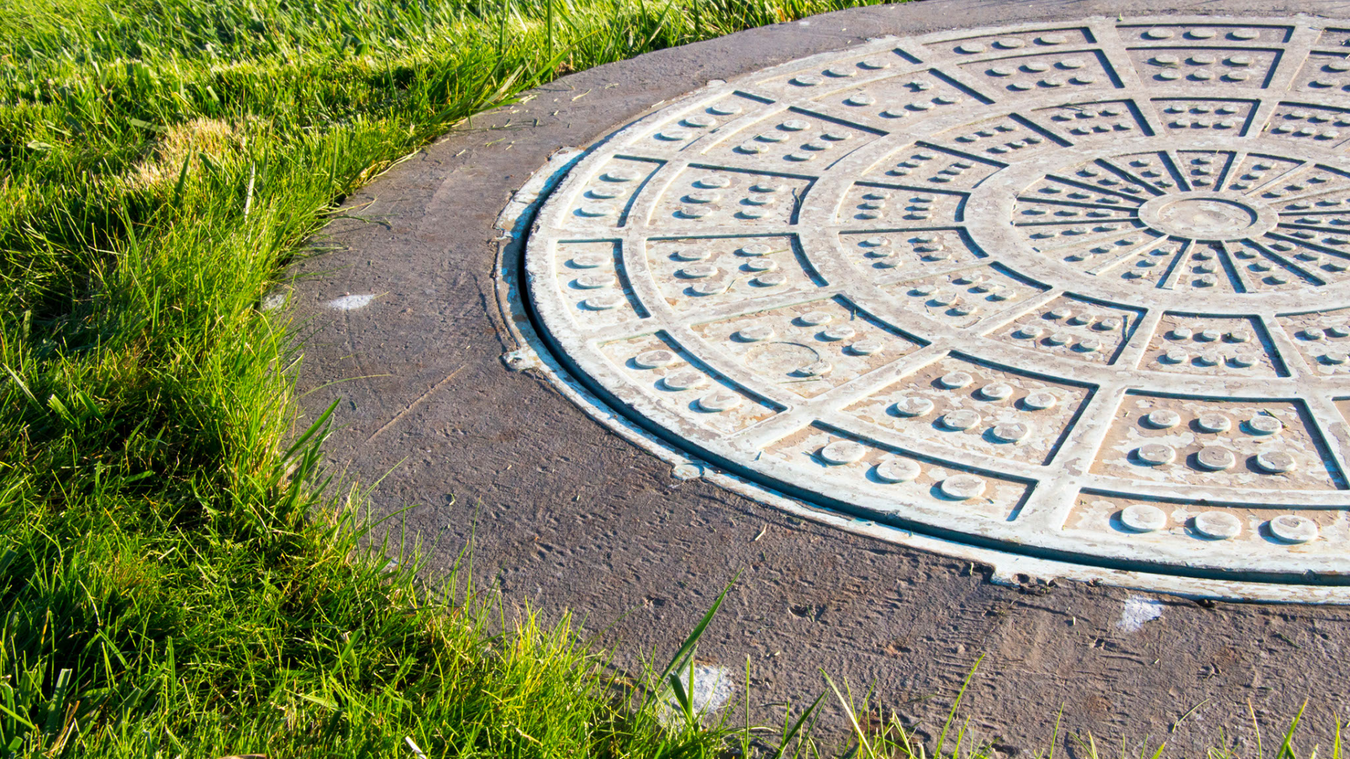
[529,17,1350,591]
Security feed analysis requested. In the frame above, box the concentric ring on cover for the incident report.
[523,16,1350,591]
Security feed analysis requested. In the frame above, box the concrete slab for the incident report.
[292,0,1350,751]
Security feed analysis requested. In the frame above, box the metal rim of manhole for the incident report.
[510,14,1350,603]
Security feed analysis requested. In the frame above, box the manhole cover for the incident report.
[522,16,1350,594]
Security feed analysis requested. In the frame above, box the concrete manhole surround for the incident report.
[518,15,1350,600]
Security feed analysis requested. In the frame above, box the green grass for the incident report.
[0,0,904,755]
[0,0,1344,756]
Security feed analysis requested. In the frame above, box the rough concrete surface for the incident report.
[291,1,1350,753]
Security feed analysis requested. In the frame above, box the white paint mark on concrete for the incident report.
[659,663,735,727]
[261,288,289,311]
[326,294,376,311]
[1117,595,1165,632]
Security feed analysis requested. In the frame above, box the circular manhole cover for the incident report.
[523,16,1350,594]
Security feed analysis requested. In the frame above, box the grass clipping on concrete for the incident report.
[0,0,908,755]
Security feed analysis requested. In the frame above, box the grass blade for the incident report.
[772,691,826,759]
[646,573,738,713]
[936,653,984,757]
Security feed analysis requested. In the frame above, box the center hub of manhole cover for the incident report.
[1137,192,1274,240]
[521,16,1350,598]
